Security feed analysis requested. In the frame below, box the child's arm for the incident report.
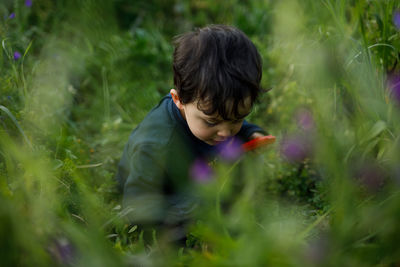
[120,143,195,226]
[242,135,276,151]
[250,132,266,139]
[237,120,267,141]
[122,144,166,223]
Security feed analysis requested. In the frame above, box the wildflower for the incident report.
[25,0,32,7]
[190,158,213,183]
[48,237,75,265]
[295,108,315,132]
[393,10,400,30]
[354,160,385,193]
[304,234,330,265]
[280,134,312,163]
[13,51,21,61]
[9,13,15,19]
[216,137,244,162]
[387,74,400,105]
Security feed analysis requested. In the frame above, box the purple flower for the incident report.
[387,74,400,105]
[393,10,400,30]
[295,108,315,132]
[304,234,330,265]
[48,237,75,265]
[354,161,385,193]
[9,13,15,19]
[190,159,214,183]
[25,0,32,7]
[13,51,21,61]
[216,137,244,162]
[280,134,312,163]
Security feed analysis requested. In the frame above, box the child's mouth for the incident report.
[212,139,228,144]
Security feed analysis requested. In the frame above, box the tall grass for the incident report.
[1,0,400,266]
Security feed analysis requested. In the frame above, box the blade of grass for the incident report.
[102,67,110,121]
[2,39,10,60]
[0,105,32,148]
[21,40,34,97]
[346,43,398,68]
[297,207,333,240]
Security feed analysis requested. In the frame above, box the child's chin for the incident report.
[203,139,218,146]
[206,140,225,146]
[196,136,223,146]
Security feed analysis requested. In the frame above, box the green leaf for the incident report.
[23,40,33,58]
[0,105,32,148]
[361,120,387,144]
[362,138,380,158]
[53,159,64,170]
[128,225,137,234]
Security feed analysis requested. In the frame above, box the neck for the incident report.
[179,108,186,120]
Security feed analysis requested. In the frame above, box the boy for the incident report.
[116,25,265,239]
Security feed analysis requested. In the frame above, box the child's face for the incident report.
[171,90,251,146]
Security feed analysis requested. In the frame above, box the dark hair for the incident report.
[173,25,263,120]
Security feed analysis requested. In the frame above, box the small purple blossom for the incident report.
[13,51,21,61]
[304,234,330,265]
[354,161,385,193]
[393,10,400,30]
[295,108,315,132]
[48,237,75,265]
[9,13,15,19]
[190,159,213,183]
[280,135,312,163]
[25,0,33,7]
[387,74,400,105]
[216,137,244,162]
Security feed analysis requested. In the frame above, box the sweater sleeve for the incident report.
[122,143,167,224]
[120,143,196,225]
[236,120,267,141]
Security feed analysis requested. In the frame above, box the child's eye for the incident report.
[204,120,218,127]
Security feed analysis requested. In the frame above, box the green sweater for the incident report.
[116,94,264,225]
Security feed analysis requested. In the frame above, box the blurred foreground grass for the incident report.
[1,0,400,266]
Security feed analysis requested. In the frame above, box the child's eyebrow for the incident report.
[204,116,221,122]
[204,112,250,121]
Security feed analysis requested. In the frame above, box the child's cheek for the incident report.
[187,120,212,141]
[200,124,216,141]
[196,126,213,140]
[232,124,242,136]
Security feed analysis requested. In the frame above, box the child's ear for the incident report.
[170,89,184,109]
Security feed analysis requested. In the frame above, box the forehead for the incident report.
[196,97,252,120]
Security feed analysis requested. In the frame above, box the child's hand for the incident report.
[250,132,265,140]
[243,133,276,152]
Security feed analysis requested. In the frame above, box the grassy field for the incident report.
[1,0,400,266]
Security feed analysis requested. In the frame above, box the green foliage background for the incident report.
[1,0,400,266]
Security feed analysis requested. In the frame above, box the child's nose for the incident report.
[217,126,232,138]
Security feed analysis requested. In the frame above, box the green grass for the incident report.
[1,0,400,266]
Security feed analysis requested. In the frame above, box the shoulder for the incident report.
[125,96,183,154]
